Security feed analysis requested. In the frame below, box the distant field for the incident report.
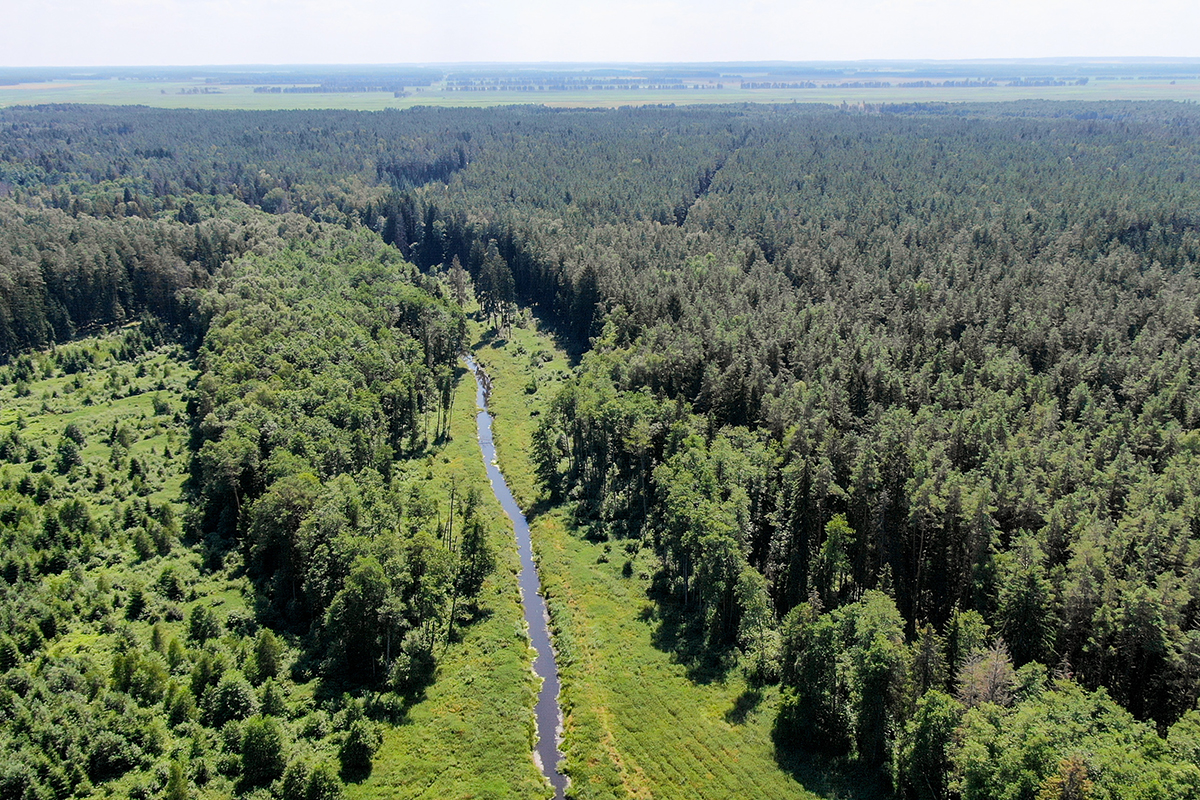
[3,78,1200,110]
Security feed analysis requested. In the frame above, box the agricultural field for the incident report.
[3,76,1200,110]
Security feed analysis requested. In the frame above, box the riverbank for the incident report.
[347,348,548,800]
[465,353,568,798]
[474,317,873,799]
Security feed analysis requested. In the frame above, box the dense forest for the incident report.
[4,99,1200,798]
[0,204,502,797]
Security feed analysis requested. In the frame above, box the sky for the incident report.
[6,0,1199,67]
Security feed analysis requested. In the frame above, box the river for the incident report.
[464,354,568,800]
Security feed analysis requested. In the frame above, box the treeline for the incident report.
[0,103,740,354]
[188,229,490,688]
[0,198,335,355]
[779,591,1200,798]
[0,105,482,200]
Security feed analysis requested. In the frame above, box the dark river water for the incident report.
[464,355,568,799]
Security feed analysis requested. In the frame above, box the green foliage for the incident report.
[207,671,258,726]
[453,491,495,603]
[7,98,1200,798]
[185,237,476,696]
[281,759,311,799]
[736,566,779,684]
[187,605,221,645]
[779,592,914,765]
[241,715,287,787]
[54,435,82,473]
[779,600,847,753]
[305,762,346,800]
[895,691,963,800]
[323,556,390,683]
[995,536,1057,667]
[0,282,510,798]
[338,718,380,779]
[250,629,283,685]
[164,760,189,800]
[476,240,516,330]
[950,680,1200,800]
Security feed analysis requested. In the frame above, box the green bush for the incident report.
[337,718,379,779]
[240,715,286,787]
[187,605,221,645]
[305,762,345,800]
[206,671,258,727]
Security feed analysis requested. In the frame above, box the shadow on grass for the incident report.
[771,721,892,800]
[644,586,737,685]
[554,515,738,684]
[340,757,374,784]
[470,307,584,365]
[452,604,494,632]
[524,497,558,522]
[293,605,496,727]
[724,687,764,725]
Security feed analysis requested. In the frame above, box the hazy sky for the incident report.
[7,0,1198,67]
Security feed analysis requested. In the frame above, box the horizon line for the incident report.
[6,57,1200,71]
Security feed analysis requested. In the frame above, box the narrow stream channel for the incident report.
[464,354,568,800]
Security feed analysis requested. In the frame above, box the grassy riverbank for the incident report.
[349,354,550,800]
[475,316,879,800]
[467,318,574,512]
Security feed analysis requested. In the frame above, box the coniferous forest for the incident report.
[4,100,1200,798]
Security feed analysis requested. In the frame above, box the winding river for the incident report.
[464,355,568,800]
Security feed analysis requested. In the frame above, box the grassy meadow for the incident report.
[472,315,885,800]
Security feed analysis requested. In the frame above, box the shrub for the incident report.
[338,719,379,780]
[240,715,286,787]
[207,671,258,726]
[187,605,221,645]
[306,762,345,800]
